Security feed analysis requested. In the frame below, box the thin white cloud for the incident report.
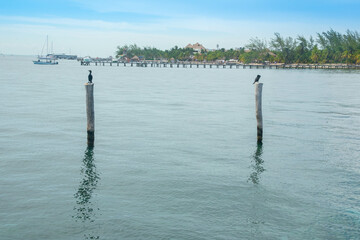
[0,15,327,35]
[0,12,358,56]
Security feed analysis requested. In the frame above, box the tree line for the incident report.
[115,29,360,64]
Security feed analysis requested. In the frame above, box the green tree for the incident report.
[310,45,321,63]
[270,33,297,63]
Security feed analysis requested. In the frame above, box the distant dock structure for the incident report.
[80,60,360,70]
[50,54,77,60]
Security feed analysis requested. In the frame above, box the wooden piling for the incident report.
[85,82,95,146]
[255,83,263,143]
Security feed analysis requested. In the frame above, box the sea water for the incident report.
[0,56,359,239]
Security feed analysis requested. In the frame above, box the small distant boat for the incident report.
[33,56,58,65]
[83,56,92,63]
[33,35,59,65]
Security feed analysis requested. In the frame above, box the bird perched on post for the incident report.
[88,70,93,83]
[253,75,261,84]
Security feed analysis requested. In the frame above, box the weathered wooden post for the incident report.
[255,82,263,143]
[85,81,95,146]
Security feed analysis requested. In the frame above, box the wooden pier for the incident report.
[81,61,360,70]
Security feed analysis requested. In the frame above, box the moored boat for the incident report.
[33,35,58,65]
[33,56,58,65]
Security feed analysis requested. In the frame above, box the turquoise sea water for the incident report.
[0,56,359,239]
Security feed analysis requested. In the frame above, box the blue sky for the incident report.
[1,0,359,56]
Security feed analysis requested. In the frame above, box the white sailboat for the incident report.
[33,35,58,65]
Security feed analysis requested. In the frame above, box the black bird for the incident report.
[88,70,93,83]
[253,75,261,84]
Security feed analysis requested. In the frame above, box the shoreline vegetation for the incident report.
[115,29,360,65]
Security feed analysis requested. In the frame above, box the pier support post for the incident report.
[85,82,95,146]
[255,83,263,143]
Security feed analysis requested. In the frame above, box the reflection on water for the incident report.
[248,142,266,238]
[248,142,265,184]
[73,146,100,239]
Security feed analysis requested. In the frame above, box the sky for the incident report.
[1,0,359,57]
